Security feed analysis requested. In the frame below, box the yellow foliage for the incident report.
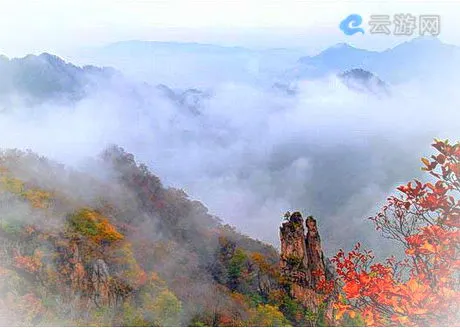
[0,169,52,209]
[22,189,52,209]
[0,175,24,194]
[249,304,290,326]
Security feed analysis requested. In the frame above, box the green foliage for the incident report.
[248,292,264,307]
[227,248,249,291]
[280,295,304,324]
[315,302,327,327]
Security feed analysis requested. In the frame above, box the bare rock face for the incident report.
[280,212,336,322]
[280,212,311,286]
[89,259,111,307]
[305,216,326,287]
[68,241,86,291]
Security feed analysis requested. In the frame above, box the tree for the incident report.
[227,248,249,291]
[248,304,290,326]
[332,139,459,326]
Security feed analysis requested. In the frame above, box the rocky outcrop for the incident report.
[280,212,336,322]
[62,239,133,309]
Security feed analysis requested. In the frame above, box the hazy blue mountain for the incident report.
[74,41,306,88]
[0,53,118,105]
[292,43,378,79]
[286,37,460,84]
[0,52,213,117]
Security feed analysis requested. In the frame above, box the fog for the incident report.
[0,52,459,258]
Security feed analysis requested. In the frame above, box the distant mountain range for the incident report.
[1,37,458,106]
[75,41,306,88]
[285,37,460,84]
[0,52,214,117]
[72,37,460,95]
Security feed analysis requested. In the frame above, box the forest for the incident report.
[0,139,458,326]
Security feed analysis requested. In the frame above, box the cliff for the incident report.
[280,212,336,323]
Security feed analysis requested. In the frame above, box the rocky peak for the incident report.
[279,211,336,322]
[280,211,310,283]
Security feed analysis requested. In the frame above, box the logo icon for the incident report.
[340,14,365,35]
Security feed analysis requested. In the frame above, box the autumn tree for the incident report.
[333,139,460,326]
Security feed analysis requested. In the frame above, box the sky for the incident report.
[1,0,460,57]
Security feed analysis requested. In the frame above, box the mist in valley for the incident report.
[1,40,459,258]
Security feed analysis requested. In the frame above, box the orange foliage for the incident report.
[68,208,124,244]
[332,140,460,326]
[13,253,42,273]
[0,266,8,276]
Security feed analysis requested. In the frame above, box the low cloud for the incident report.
[0,63,458,258]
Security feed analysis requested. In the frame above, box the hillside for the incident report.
[0,146,334,326]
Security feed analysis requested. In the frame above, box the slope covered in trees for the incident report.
[0,145,327,326]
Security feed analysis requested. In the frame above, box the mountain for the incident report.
[0,53,117,105]
[74,41,306,88]
[279,212,337,325]
[290,43,378,80]
[0,53,213,116]
[0,146,336,326]
[286,37,460,84]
